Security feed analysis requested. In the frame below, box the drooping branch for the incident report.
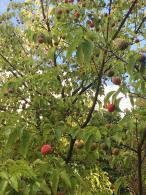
[135,17,146,34]
[120,143,138,153]
[71,80,84,96]
[112,0,138,40]
[0,53,23,77]
[72,82,94,104]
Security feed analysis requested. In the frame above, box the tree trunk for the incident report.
[137,149,143,195]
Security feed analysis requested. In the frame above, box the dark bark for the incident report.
[137,128,146,194]
[137,148,143,195]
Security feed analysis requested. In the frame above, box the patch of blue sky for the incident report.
[0,0,25,14]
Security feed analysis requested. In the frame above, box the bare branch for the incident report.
[135,17,146,34]
[112,0,138,40]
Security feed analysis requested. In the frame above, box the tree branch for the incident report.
[112,0,138,40]
[72,82,94,104]
[40,0,51,32]
[0,53,23,77]
[135,17,146,34]
[65,52,107,164]
[81,54,107,128]
[71,80,84,96]
[138,127,146,150]
[120,143,137,153]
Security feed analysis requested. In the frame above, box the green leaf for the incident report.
[85,30,98,41]
[66,32,83,59]
[51,169,59,195]
[55,128,62,140]
[19,131,33,157]
[127,55,136,75]
[141,81,145,92]
[114,177,124,195]
[23,186,30,195]
[71,127,82,139]
[9,175,19,191]
[47,47,56,60]
[112,89,121,103]
[115,97,123,107]
[0,180,8,195]
[76,45,84,66]
[11,160,37,179]
[60,170,71,189]
[0,172,8,180]
[104,91,115,105]
[29,185,39,195]
[35,180,51,195]
[85,135,94,152]
[7,127,23,147]
[95,130,101,141]
[82,40,94,64]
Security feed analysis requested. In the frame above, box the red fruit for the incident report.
[88,20,94,28]
[112,77,121,85]
[64,0,68,3]
[41,144,52,155]
[107,104,115,112]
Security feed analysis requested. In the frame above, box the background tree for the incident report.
[0,0,146,194]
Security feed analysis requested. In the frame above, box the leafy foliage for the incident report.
[0,0,146,194]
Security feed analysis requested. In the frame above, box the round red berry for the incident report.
[41,144,52,155]
[112,77,121,85]
[107,104,116,112]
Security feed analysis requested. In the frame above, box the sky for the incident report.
[0,0,23,13]
[0,0,9,13]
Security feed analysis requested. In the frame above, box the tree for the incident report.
[0,0,146,194]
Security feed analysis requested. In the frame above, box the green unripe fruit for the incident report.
[112,148,119,155]
[75,140,84,149]
[90,143,97,151]
[115,38,129,50]
[107,70,114,77]
[101,143,108,151]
